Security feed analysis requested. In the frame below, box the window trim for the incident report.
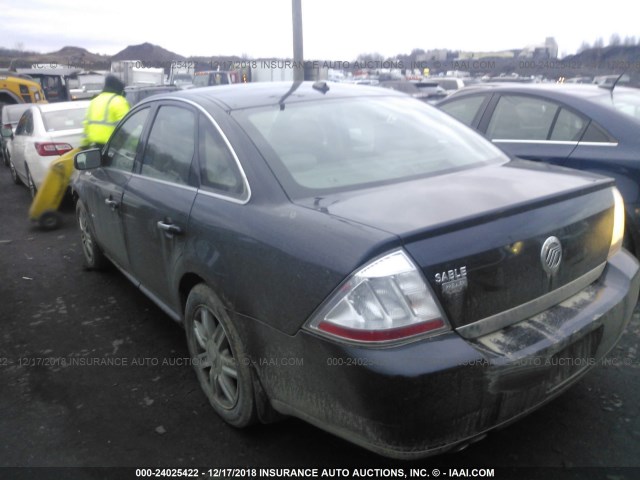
[196,113,247,201]
[483,92,618,145]
[159,96,252,205]
[492,139,619,147]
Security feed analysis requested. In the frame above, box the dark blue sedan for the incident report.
[438,83,640,254]
[71,81,639,458]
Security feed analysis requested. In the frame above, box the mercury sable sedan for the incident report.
[72,81,640,459]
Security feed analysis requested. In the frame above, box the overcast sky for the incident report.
[2,0,638,59]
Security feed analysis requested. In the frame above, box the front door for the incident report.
[83,107,151,269]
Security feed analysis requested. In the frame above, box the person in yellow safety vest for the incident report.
[81,74,130,148]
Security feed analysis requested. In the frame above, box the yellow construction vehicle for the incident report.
[0,71,46,106]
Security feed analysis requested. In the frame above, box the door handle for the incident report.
[104,198,119,210]
[157,221,183,235]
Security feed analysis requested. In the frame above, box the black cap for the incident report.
[103,74,125,94]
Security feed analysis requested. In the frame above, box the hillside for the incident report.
[112,42,185,66]
[0,46,111,70]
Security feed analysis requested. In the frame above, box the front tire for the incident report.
[25,165,37,198]
[9,160,20,185]
[185,284,258,428]
[76,200,108,269]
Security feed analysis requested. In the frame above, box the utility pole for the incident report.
[292,0,304,81]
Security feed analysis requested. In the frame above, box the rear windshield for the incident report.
[234,96,506,197]
[591,91,640,121]
[42,108,87,132]
[6,106,30,124]
[611,92,640,120]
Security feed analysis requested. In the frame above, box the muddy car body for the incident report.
[72,82,640,458]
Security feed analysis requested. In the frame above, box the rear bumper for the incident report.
[244,249,640,459]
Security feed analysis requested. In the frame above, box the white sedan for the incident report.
[9,101,90,196]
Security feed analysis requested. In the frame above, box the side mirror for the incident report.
[74,148,102,170]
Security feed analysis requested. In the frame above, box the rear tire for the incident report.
[185,284,258,428]
[76,200,108,270]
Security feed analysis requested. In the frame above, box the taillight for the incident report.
[608,187,625,258]
[34,142,73,156]
[306,250,450,344]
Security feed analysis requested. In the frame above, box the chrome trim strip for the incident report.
[129,172,198,192]
[493,139,618,147]
[493,139,578,146]
[577,141,619,147]
[456,262,606,339]
[195,187,249,205]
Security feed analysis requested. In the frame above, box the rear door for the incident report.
[479,94,587,165]
[121,102,199,307]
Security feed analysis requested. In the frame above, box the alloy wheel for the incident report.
[9,161,19,184]
[78,205,95,264]
[26,167,36,198]
[191,305,239,410]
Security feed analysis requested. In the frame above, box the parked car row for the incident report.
[3,78,640,459]
[69,81,639,459]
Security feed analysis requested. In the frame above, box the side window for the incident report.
[15,111,30,135]
[24,112,34,135]
[550,108,588,141]
[580,122,616,143]
[198,114,244,196]
[440,95,487,126]
[487,95,558,140]
[140,106,196,186]
[105,108,150,171]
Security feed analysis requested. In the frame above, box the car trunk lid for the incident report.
[295,161,615,329]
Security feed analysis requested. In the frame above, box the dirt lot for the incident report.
[0,165,639,480]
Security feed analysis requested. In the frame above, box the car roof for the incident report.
[142,81,404,111]
[34,100,91,113]
[2,103,31,118]
[125,85,179,91]
[448,82,637,100]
